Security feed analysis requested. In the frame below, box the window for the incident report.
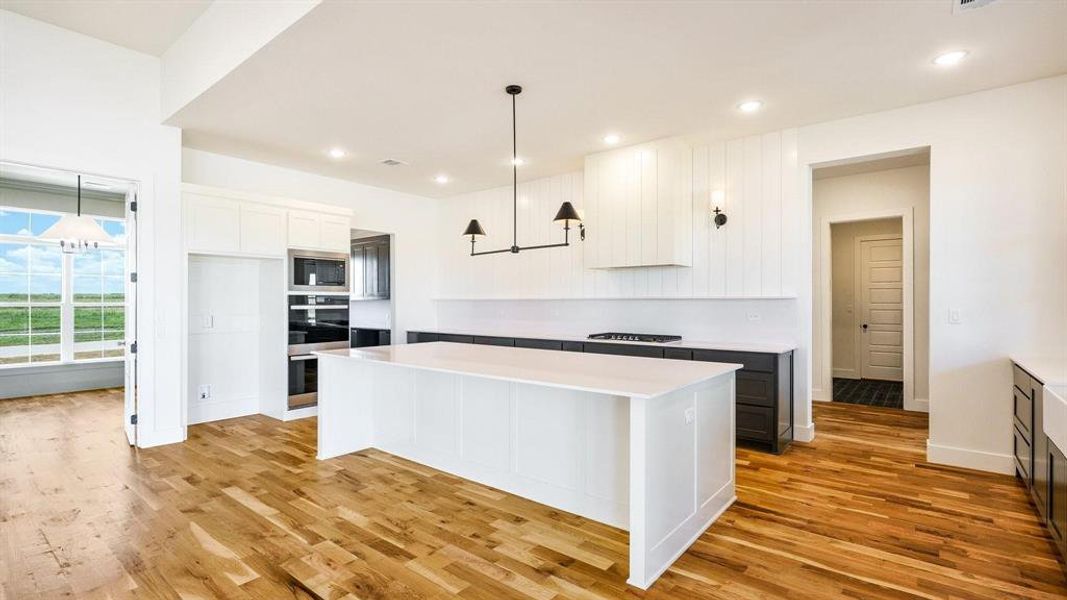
[0,207,126,366]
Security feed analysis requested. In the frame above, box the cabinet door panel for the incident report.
[1049,442,1067,549]
[288,211,321,249]
[1014,425,1032,481]
[1014,386,1033,438]
[1034,384,1049,519]
[184,194,240,253]
[239,204,286,256]
[736,404,774,442]
[320,215,351,252]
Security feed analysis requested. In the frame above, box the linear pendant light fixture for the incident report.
[463,84,584,256]
[38,175,113,254]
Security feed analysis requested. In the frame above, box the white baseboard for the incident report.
[188,395,258,425]
[795,421,816,443]
[811,387,832,402]
[926,440,1013,475]
[832,369,858,379]
[905,397,929,413]
[137,426,186,448]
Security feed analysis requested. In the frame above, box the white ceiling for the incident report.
[33,0,1064,199]
[1,0,212,56]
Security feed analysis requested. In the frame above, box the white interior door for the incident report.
[123,188,138,445]
[858,236,903,381]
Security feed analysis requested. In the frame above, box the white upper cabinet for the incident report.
[287,210,350,252]
[184,193,241,254]
[239,203,287,257]
[583,138,693,269]
[182,185,351,257]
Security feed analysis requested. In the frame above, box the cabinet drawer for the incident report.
[562,341,584,352]
[407,332,438,343]
[737,404,775,442]
[438,334,474,344]
[737,372,776,408]
[583,342,664,359]
[1014,364,1033,397]
[474,336,514,347]
[664,348,693,361]
[692,349,775,373]
[1014,386,1033,438]
[515,338,563,351]
[1014,425,1032,481]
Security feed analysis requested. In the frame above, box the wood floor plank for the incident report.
[1,389,1064,598]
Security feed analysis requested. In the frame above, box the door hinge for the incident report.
[130,414,138,425]
[130,200,137,213]
[130,272,137,283]
[130,341,137,354]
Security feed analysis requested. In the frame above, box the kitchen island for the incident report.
[315,341,740,589]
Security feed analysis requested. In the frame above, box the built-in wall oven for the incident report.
[288,249,350,293]
[287,293,349,409]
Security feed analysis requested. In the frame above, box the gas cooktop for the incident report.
[587,332,682,344]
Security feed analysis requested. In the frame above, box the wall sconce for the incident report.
[712,206,727,229]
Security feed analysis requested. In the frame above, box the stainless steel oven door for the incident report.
[287,341,349,409]
[288,249,350,293]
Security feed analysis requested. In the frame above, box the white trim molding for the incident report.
[795,421,816,443]
[926,440,1013,475]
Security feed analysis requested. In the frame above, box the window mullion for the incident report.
[60,252,73,363]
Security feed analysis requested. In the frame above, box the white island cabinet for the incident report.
[315,342,739,589]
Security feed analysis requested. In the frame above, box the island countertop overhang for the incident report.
[315,341,740,399]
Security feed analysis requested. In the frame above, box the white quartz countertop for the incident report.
[411,327,796,354]
[316,341,741,399]
[1013,356,1067,385]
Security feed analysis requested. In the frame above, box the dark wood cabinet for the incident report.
[351,328,390,348]
[583,342,664,359]
[404,329,794,455]
[351,235,390,300]
[1050,441,1067,554]
[1012,360,1065,569]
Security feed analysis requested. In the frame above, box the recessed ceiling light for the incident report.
[737,100,763,113]
[603,133,621,145]
[511,157,525,166]
[327,147,346,159]
[933,50,968,66]
[434,174,449,184]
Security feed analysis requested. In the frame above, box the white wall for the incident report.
[829,218,904,380]
[181,149,439,337]
[0,10,184,447]
[814,165,930,402]
[796,76,1067,473]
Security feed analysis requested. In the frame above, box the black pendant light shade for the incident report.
[463,219,486,237]
[552,202,581,224]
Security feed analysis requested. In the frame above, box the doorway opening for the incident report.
[812,149,930,413]
[0,161,138,443]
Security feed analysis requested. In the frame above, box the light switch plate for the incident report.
[949,308,962,324]
[684,407,695,424]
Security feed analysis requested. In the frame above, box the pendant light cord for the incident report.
[511,91,517,249]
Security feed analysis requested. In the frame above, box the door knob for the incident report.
[861,323,868,331]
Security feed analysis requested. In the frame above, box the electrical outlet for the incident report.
[198,384,212,401]
[949,308,962,324]
[203,313,214,329]
[746,311,761,322]
[684,407,695,424]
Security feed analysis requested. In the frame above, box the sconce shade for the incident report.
[462,219,486,237]
[552,202,581,224]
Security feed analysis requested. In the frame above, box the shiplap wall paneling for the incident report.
[438,129,798,300]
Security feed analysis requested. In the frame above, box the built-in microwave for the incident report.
[288,249,350,293]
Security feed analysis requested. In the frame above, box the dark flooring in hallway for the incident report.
[832,377,903,408]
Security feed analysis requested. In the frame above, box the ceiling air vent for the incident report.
[953,0,998,13]
[379,158,407,167]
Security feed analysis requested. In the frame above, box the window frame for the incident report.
[0,205,126,368]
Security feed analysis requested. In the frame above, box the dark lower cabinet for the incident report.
[351,328,390,348]
[583,342,664,359]
[1012,360,1066,571]
[1050,442,1067,556]
[405,330,793,454]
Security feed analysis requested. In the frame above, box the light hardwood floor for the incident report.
[1,389,1064,599]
